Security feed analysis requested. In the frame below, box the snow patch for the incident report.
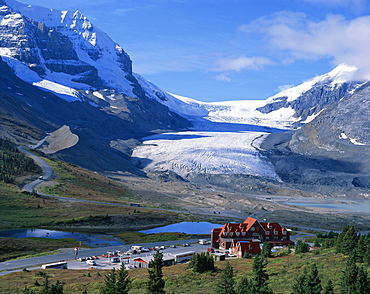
[33,80,81,102]
[349,138,366,146]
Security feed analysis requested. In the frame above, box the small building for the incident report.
[213,252,226,261]
[132,253,175,268]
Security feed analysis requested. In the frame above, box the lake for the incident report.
[0,229,124,247]
[140,221,223,234]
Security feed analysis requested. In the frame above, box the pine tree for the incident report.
[147,250,165,294]
[354,266,370,294]
[261,243,272,258]
[353,235,366,263]
[100,263,131,294]
[295,241,309,254]
[188,252,215,273]
[216,262,236,294]
[339,226,358,255]
[340,254,358,294]
[322,279,334,294]
[250,254,273,294]
[304,264,321,294]
[363,245,370,265]
[237,276,252,294]
[291,268,307,294]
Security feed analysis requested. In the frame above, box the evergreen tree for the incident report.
[340,254,358,294]
[322,279,334,294]
[353,235,366,263]
[354,266,370,294]
[363,245,370,265]
[100,263,131,294]
[304,264,321,294]
[261,243,272,258]
[147,250,165,294]
[216,262,236,294]
[338,226,358,255]
[291,268,307,294]
[250,254,273,294]
[188,252,215,273]
[295,241,309,254]
[237,276,252,294]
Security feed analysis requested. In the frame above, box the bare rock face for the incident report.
[257,81,360,127]
[261,82,370,192]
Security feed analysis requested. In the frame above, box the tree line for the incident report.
[0,138,41,183]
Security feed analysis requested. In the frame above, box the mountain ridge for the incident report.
[0,0,369,198]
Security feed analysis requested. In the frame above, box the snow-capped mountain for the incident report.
[0,0,369,193]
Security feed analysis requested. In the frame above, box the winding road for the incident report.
[18,146,53,193]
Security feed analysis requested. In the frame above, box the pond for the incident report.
[285,200,370,213]
[140,221,223,234]
[0,229,124,247]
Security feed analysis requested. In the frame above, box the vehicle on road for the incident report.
[173,251,195,263]
[86,260,96,266]
[41,261,68,269]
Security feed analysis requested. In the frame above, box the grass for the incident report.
[0,237,88,262]
[40,158,135,204]
[0,248,362,294]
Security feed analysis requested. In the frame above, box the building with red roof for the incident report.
[211,217,294,254]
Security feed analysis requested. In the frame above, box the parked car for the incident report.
[170,245,176,248]
[86,260,96,266]
[141,247,150,252]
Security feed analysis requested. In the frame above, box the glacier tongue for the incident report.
[131,117,284,181]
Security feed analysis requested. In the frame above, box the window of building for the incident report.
[266,231,270,235]
[251,227,255,231]
[241,232,246,236]
[274,231,278,235]
[282,231,287,235]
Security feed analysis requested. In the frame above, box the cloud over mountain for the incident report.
[241,11,370,81]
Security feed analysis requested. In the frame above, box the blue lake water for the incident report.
[285,201,370,213]
[140,222,223,234]
[0,229,124,247]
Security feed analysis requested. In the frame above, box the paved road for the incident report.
[0,239,203,275]
[17,146,248,220]
[17,146,53,193]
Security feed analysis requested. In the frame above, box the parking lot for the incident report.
[66,241,231,271]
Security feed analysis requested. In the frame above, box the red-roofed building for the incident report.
[230,239,261,257]
[211,217,294,252]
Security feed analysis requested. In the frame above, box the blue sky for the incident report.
[16,0,370,102]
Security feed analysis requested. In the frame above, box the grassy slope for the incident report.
[0,248,359,294]
[0,154,197,261]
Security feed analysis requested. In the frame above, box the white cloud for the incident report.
[215,74,231,82]
[214,56,273,72]
[276,84,294,92]
[242,11,370,81]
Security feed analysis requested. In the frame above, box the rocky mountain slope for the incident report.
[0,0,369,198]
[260,81,370,193]
[0,0,190,172]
